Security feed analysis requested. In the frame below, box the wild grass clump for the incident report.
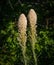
[17,9,37,65]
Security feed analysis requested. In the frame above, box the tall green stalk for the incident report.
[28,9,37,65]
[18,14,27,65]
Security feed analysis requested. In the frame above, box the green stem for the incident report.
[32,42,37,65]
[22,46,27,65]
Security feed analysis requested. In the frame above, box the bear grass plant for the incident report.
[17,9,38,65]
[17,14,27,65]
[28,9,37,65]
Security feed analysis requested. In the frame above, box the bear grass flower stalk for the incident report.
[28,9,37,65]
[18,14,27,65]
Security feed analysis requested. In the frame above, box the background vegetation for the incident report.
[0,0,54,65]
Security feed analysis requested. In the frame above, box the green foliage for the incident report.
[0,21,19,65]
